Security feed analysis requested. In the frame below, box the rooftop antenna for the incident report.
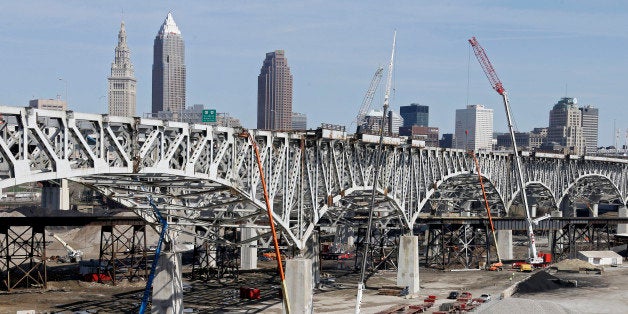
[614,119,617,152]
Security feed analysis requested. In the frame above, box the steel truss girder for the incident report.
[551,222,613,261]
[1,106,628,249]
[98,225,148,285]
[0,225,47,291]
[424,223,490,269]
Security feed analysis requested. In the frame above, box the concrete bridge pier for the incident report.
[240,224,257,270]
[496,230,513,260]
[304,229,321,286]
[152,251,183,314]
[334,224,355,250]
[531,204,537,218]
[618,205,628,234]
[550,210,564,251]
[284,258,313,314]
[41,179,69,210]
[591,203,599,217]
[397,235,419,294]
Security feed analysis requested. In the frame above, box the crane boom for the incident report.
[468,36,542,264]
[355,67,384,133]
[50,233,83,262]
[468,37,505,95]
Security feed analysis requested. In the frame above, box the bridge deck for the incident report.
[418,217,628,231]
[0,216,146,227]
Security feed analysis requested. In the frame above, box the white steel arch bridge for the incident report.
[1,106,627,249]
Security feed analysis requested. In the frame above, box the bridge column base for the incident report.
[152,252,183,314]
[304,229,320,286]
[284,258,313,314]
[397,235,420,294]
[591,203,599,217]
[618,206,628,234]
[240,224,257,270]
[334,224,355,249]
[496,230,513,260]
[550,210,564,254]
[41,179,69,210]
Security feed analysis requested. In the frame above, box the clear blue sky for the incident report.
[1,1,627,146]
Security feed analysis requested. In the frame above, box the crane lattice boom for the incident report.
[468,37,505,95]
[355,67,384,130]
[468,36,542,264]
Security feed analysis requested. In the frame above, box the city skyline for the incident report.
[2,2,628,145]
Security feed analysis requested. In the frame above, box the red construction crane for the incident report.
[468,36,543,265]
[468,37,505,95]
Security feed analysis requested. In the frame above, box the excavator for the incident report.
[50,233,83,263]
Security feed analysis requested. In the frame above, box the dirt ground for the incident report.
[1,209,626,313]
[5,259,625,314]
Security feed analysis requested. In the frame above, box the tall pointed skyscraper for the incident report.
[257,50,293,130]
[152,12,186,118]
[108,21,137,117]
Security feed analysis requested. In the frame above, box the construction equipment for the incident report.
[469,36,544,265]
[354,67,384,134]
[139,195,169,314]
[355,31,396,314]
[50,233,83,262]
[470,152,503,271]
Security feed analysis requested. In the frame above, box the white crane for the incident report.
[50,233,83,262]
[354,66,384,133]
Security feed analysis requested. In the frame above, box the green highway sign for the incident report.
[202,109,216,123]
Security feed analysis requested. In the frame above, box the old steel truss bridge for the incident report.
[1,106,628,250]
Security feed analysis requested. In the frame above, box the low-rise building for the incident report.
[577,251,622,266]
[29,98,67,111]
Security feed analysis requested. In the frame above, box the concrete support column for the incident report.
[550,210,563,251]
[304,229,320,286]
[591,203,599,217]
[240,224,257,270]
[496,230,513,260]
[41,179,70,210]
[284,258,313,314]
[334,224,355,250]
[531,204,537,218]
[152,252,183,314]
[618,206,628,234]
[396,236,420,294]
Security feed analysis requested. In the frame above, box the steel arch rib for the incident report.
[2,106,628,249]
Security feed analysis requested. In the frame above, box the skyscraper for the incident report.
[454,104,493,152]
[400,103,429,127]
[292,112,307,130]
[546,97,584,154]
[108,21,137,117]
[257,50,293,130]
[580,105,599,154]
[152,13,186,118]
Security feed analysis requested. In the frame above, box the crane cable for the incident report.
[246,131,291,313]
[470,151,502,264]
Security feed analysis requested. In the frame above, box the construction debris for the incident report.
[549,259,602,273]
[514,271,575,294]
